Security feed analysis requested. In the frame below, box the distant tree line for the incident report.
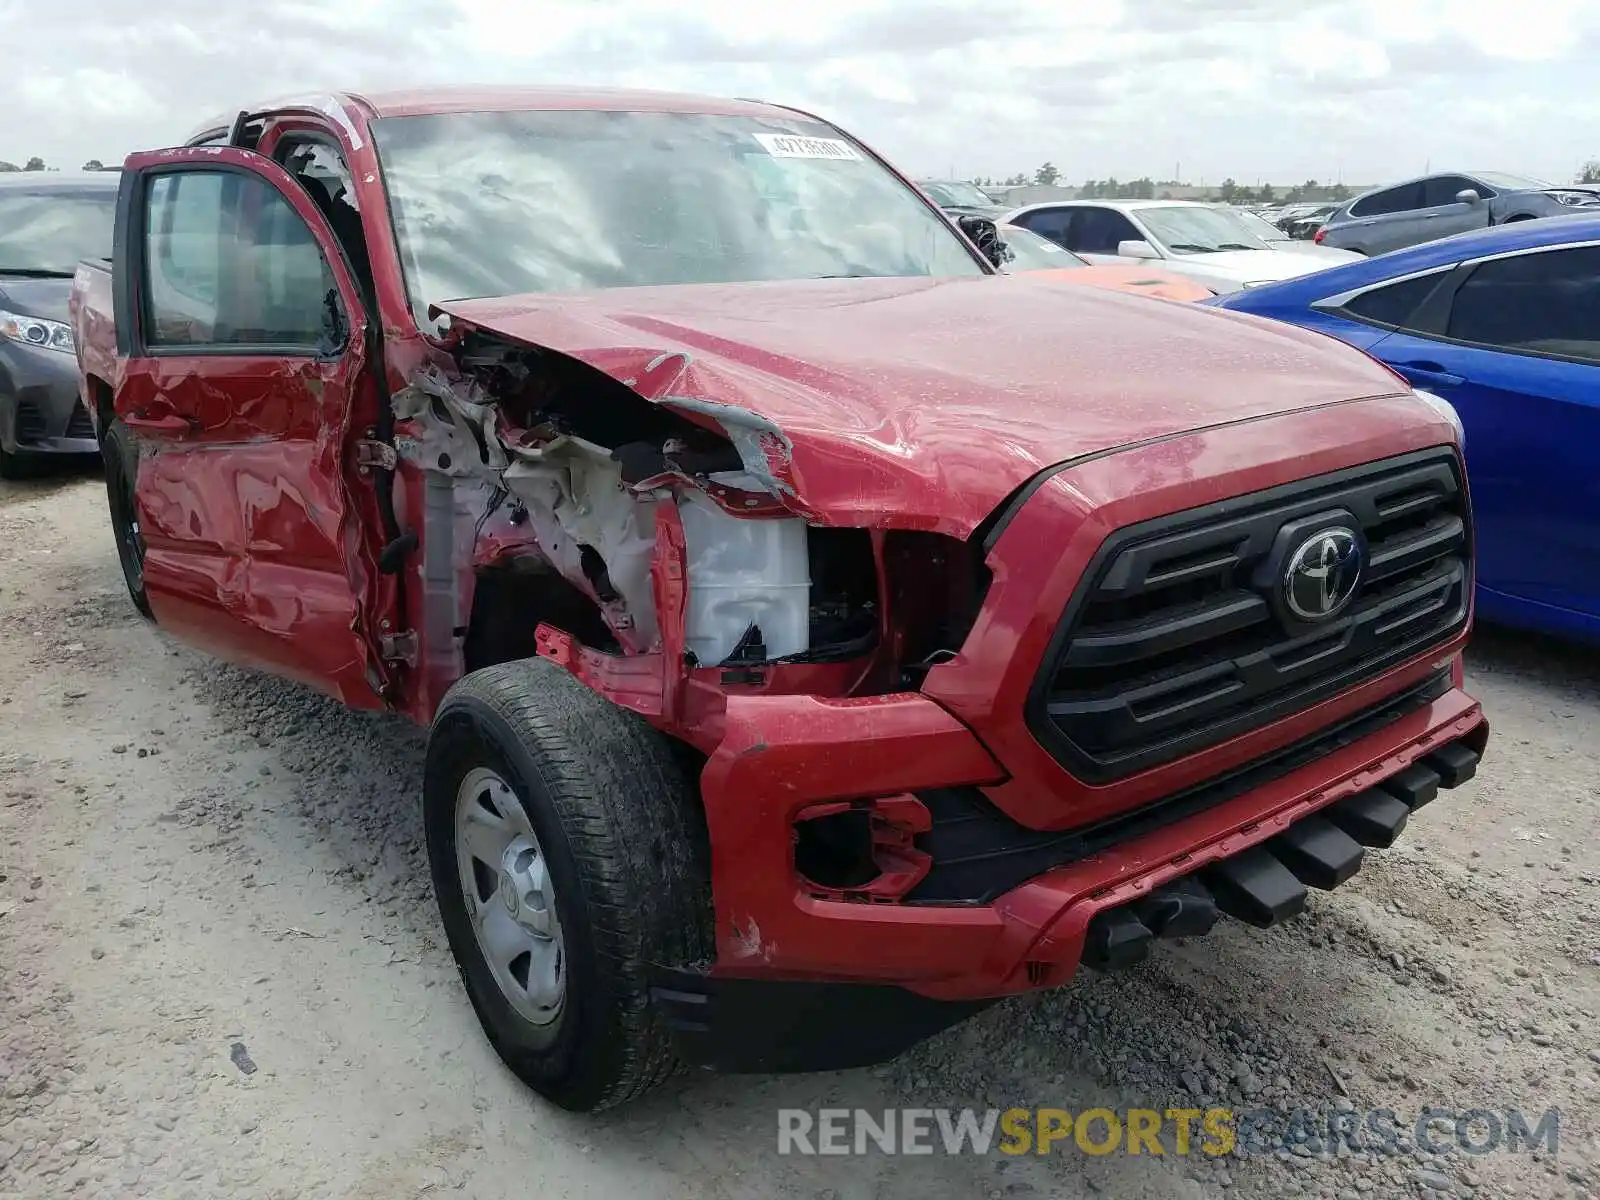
[970,169,1354,203]
[0,158,119,172]
[974,160,1600,198]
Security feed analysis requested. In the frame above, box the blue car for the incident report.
[1211,214,1600,643]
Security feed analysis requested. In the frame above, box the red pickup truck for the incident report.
[70,87,1487,1112]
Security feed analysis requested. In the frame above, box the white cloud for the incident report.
[2,0,1595,183]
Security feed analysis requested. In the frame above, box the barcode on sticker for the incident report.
[752,133,862,161]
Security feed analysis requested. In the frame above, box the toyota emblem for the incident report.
[1283,527,1363,622]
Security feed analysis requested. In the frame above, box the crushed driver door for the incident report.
[110,146,395,707]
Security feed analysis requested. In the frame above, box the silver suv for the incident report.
[1317,171,1600,256]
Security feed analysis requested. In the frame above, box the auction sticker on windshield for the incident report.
[753,133,862,161]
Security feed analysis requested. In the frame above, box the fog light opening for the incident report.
[793,795,933,901]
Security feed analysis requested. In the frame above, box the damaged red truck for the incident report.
[70,88,1487,1111]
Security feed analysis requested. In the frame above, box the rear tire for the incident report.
[424,658,713,1111]
[100,419,152,620]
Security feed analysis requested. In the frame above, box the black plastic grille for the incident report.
[14,399,47,442]
[1027,449,1470,782]
[65,401,94,439]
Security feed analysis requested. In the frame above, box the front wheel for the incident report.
[100,419,152,619]
[424,658,712,1111]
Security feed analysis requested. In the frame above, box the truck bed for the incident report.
[68,257,116,440]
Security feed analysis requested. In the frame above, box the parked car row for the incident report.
[1267,202,1339,240]
[1002,199,1361,293]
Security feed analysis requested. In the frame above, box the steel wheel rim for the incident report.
[454,767,565,1025]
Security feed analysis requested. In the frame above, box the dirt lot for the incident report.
[2,471,1598,1200]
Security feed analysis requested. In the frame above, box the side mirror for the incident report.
[1117,239,1160,260]
[957,215,1009,269]
[1455,189,1482,205]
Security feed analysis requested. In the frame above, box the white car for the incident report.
[1002,199,1364,293]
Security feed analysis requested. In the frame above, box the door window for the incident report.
[1064,208,1143,254]
[1421,176,1485,207]
[1446,246,1600,363]
[1349,183,1425,218]
[1015,208,1074,246]
[142,169,342,352]
[1338,270,1450,329]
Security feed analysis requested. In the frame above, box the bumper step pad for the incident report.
[1078,732,1482,972]
[1382,761,1442,810]
[1202,846,1308,928]
[1083,908,1154,971]
[1269,816,1365,890]
[1327,788,1412,848]
[1133,876,1220,939]
[1424,741,1480,788]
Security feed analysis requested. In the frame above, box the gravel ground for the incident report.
[2,471,1598,1200]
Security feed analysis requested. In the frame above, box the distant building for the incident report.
[984,183,1079,207]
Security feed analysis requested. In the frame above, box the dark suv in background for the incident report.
[1,172,119,477]
[1317,170,1600,257]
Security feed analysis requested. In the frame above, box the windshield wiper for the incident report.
[0,267,76,278]
[1164,242,1219,254]
[1215,243,1260,251]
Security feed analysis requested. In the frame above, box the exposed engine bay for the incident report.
[391,329,986,698]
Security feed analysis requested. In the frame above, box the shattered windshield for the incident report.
[371,109,986,329]
[1136,206,1274,255]
[0,188,117,275]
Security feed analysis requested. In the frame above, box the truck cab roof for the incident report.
[185,86,805,144]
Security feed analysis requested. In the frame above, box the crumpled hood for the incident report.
[438,273,1409,536]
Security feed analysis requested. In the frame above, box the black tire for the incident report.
[424,658,713,1111]
[100,419,153,620]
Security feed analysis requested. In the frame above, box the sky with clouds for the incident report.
[7,0,1599,186]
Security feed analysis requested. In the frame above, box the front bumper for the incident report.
[678,680,1482,1070]
[1,342,97,457]
[697,677,1483,991]
[680,397,1483,1068]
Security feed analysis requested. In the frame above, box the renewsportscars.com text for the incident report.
[777,1106,1561,1157]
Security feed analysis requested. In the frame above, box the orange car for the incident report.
[998,223,1215,301]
